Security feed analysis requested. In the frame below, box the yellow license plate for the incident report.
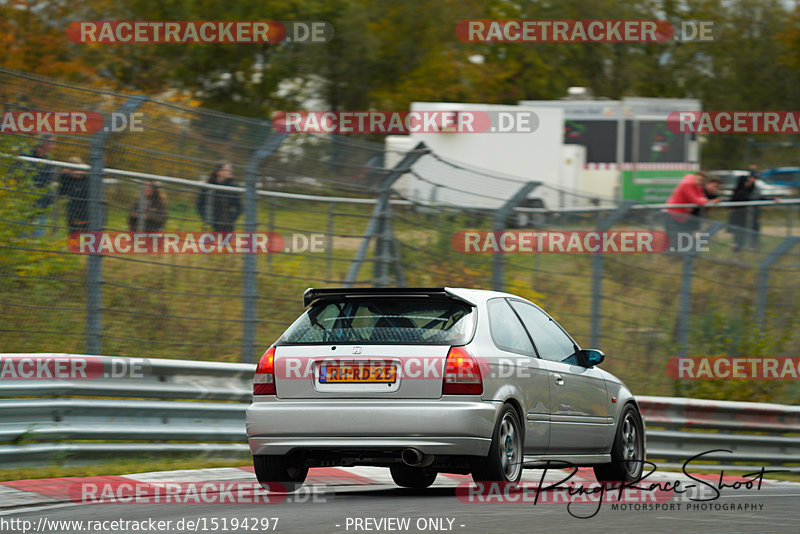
[319,364,396,383]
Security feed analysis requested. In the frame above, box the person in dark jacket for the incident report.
[128,180,168,232]
[8,135,57,236]
[196,162,241,233]
[729,170,762,251]
[58,157,90,233]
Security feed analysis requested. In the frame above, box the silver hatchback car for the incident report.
[246,287,645,490]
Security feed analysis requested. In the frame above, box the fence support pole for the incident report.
[386,209,406,286]
[242,128,287,363]
[373,209,390,287]
[676,222,724,358]
[756,236,800,327]
[491,182,541,291]
[590,201,633,348]
[266,196,275,270]
[86,95,147,355]
[326,202,335,281]
[344,142,429,287]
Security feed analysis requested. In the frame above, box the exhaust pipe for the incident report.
[401,448,433,467]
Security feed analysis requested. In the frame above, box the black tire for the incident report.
[472,404,523,483]
[593,404,645,483]
[253,455,308,493]
[390,465,438,488]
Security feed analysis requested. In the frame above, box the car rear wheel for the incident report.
[390,466,438,488]
[472,404,523,483]
[593,404,644,483]
[253,455,308,493]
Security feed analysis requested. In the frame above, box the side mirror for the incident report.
[579,349,605,367]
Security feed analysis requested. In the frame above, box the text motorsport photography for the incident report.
[457,454,778,519]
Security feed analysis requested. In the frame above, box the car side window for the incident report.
[509,300,576,363]
[487,298,535,355]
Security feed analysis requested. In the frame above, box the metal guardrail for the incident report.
[0,354,253,466]
[1,354,798,472]
[638,395,800,473]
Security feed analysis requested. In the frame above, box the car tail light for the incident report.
[443,346,483,395]
[254,347,276,395]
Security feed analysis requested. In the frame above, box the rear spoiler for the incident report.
[302,287,475,307]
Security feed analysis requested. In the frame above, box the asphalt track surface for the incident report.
[2,466,799,534]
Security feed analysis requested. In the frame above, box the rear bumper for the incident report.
[246,398,500,456]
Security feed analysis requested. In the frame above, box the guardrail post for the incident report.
[756,236,800,327]
[86,95,147,355]
[373,209,393,287]
[491,182,541,291]
[590,201,634,348]
[387,209,406,286]
[242,128,287,363]
[344,142,429,287]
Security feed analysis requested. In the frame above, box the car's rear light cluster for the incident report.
[443,346,483,395]
[253,346,276,395]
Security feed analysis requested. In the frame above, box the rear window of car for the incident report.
[278,298,475,345]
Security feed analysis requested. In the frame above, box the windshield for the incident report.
[278,298,475,345]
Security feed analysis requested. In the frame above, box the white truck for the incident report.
[385,102,585,222]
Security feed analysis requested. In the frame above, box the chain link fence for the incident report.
[2,68,799,402]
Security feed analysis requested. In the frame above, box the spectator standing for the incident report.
[729,169,763,251]
[691,175,722,217]
[196,162,241,233]
[128,179,168,232]
[664,171,723,249]
[58,157,90,233]
[9,134,57,236]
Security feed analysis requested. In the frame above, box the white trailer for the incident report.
[386,102,570,213]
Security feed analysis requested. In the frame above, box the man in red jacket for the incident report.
[664,171,723,249]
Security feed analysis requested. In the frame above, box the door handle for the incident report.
[554,374,565,386]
